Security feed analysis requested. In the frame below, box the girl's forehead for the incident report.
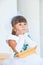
[18,22,27,23]
[12,21,27,27]
[17,21,27,24]
[15,22,27,25]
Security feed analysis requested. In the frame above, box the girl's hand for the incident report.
[34,45,37,49]
[16,52,19,54]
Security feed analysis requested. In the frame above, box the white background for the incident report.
[0,0,17,53]
[40,0,43,57]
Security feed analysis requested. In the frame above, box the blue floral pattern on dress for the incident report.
[14,34,31,55]
[27,34,31,38]
[20,34,31,52]
[20,43,29,52]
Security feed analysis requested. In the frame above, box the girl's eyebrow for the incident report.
[19,22,27,24]
[19,23,26,24]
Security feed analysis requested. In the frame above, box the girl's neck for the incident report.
[15,32,28,36]
[16,33,24,36]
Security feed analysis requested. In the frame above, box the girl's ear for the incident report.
[13,28,16,32]
[12,26,15,31]
[12,28,16,35]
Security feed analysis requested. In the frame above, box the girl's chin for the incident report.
[19,32,26,35]
[16,31,27,35]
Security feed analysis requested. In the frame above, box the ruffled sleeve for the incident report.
[7,34,18,43]
[6,34,19,56]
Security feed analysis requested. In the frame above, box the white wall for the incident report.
[40,0,43,57]
[17,0,40,55]
[0,0,17,53]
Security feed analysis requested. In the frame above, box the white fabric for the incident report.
[2,54,43,65]
[2,33,43,65]
[7,33,38,56]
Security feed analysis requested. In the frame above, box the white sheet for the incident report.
[2,54,43,65]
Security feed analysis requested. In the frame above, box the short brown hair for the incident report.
[11,16,27,35]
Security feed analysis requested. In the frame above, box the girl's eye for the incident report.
[19,23,27,26]
[24,23,27,25]
[19,24,22,26]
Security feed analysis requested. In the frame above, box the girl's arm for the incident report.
[8,40,19,53]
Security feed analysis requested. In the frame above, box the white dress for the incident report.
[2,33,43,65]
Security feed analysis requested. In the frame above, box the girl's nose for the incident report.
[22,25,25,28]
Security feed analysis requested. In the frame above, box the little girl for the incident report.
[2,16,43,65]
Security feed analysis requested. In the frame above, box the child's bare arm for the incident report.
[8,40,19,53]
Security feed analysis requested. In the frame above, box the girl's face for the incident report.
[13,22,28,35]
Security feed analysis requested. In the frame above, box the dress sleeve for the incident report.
[24,32,37,47]
[7,34,18,42]
[24,33,40,55]
[6,34,18,56]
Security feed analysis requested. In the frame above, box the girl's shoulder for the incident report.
[7,34,18,41]
[24,32,31,39]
